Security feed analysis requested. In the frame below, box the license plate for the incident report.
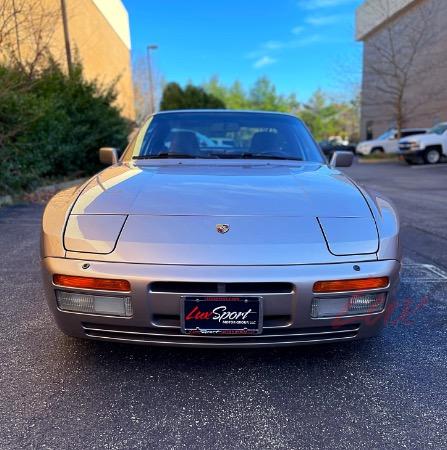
[181,296,262,335]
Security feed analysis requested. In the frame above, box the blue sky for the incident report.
[122,0,363,101]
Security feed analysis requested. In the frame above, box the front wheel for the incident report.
[424,148,441,164]
[371,147,384,155]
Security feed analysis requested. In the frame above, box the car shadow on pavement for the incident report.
[59,333,381,368]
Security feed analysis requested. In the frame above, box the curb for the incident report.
[0,178,87,208]
[357,158,400,164]
[33,178,87,194]
[22,178,87,204]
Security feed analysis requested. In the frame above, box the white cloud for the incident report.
[247,21,348,67]
[266,34,325,49]
[246,40,287,59]
[263,40,284,50]
[298,0,356,9]
[248,33,327,62]
[305,14,347,26]
[291,26,304,35]
[253,56,277,69]
[294,34,326,46]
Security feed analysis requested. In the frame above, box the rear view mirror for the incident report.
[99,147,119,165]
[330,151,353,168]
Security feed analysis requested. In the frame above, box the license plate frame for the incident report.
[180,296,263,335]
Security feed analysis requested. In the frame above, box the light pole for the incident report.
[60,0,73,77]
[146,44,158,114]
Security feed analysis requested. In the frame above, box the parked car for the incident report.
[356,128,427,156]
[319,140,356,160]
[212,137,236,147]
[328,136,349,146]
[41,110,401,348]
[399,122,447,164]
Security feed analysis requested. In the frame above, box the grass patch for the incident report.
[359,153,399,161]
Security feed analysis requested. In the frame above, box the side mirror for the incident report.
[330,151,354,168]
[99,147,119,165]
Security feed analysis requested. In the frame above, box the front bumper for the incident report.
[356,147,370,156]
[399,149,425,159]
[42,257,400,348]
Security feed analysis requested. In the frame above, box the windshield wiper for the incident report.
[239,153,302,161]
[133,153,198,159]
[133,153,302,161]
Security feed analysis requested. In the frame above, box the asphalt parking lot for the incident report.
[1,160,446,449]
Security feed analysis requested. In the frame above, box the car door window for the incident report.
[401,130,422,138]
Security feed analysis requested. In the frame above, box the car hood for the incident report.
[65,161,378,265]
[71,162,371,218]
[400,132,438,144]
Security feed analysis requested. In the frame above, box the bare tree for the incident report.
[132,55,164,124]
[0,0,21,49]
[0,0,59,158]
[361,0,446,137]
[330,50,362,142]
[0,0,59,76]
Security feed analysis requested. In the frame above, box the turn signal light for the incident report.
[311,293,386,318]
[313,277,389,293]
[53,274,130,292]
[56,291,132,317]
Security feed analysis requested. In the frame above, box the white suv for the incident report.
[357,128,427,156]
[399,122,447,164]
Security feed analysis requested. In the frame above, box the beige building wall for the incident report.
[65,0,134,119]
[1,0,135,119]
[356,0,447,139]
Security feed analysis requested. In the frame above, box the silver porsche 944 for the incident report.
[41,110,401,347]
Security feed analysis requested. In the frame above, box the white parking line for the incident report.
[401,263,447,282]
[422,264,447,279]
[411,164,447,169]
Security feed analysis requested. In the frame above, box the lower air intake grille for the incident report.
[149,282,294,294]
[81,322,360,347]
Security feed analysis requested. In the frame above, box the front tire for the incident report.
[371,147,384,155]
[424,147,441,164]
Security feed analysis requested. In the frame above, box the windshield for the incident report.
[126,111,324,162]
[377,130,395,140]
[428,123,447,135]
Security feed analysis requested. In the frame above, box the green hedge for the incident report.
[0,62,131,195]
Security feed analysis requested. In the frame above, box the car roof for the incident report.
[154,109,298,119]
